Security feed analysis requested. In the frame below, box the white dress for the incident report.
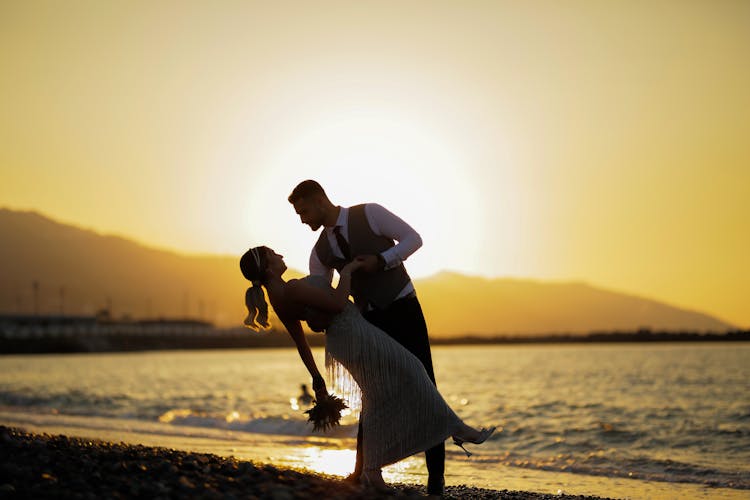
[302,275,462,469]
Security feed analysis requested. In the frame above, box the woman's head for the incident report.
[241,246,271,283]
[240,246,286,284]
[240,246,272,331]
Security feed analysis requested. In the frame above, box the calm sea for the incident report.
[1,343,748,499]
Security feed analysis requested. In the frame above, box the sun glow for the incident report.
[245,106,486,278]
[297,447,422,482]
[299,448,357,477]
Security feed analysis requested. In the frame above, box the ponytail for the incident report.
[240,246,273,330]
[244,285,270,331]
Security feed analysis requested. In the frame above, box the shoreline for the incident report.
[1,333,748,356]
[0,426,615,499]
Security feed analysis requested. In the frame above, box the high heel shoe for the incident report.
[453,426,496,457]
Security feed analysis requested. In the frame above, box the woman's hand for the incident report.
[312,375,327,400]
[352,254,384,273]
[341,257,366,276]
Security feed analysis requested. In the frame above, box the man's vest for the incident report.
[314,204,411,309]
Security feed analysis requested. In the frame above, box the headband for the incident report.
[250,247,263,286]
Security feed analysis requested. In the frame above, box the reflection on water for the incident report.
[296,445,425,481]
[289,397,303,411]
[299,448,356,477]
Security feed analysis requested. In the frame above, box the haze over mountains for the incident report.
[0,208,734,336]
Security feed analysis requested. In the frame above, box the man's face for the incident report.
[293,196,325,231]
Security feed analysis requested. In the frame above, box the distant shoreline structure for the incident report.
[1,313,747,354]
[432,329,750,345]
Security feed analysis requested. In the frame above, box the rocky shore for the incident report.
[0,426,614,499]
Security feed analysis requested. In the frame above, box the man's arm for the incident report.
[364,203,423,270]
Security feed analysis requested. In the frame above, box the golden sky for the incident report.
[1,1,748,327]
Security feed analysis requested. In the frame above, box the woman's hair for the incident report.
[244,286,269,331]
[239,246,271,331]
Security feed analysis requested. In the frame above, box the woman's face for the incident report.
[264,247,287,276]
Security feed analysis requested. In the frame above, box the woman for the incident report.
[240,246,494,490]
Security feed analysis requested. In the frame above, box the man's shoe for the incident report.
[426,477,444,496]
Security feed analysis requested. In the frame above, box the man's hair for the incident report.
[288,179,327,204]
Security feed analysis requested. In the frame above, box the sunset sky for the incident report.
[1,1,748,327]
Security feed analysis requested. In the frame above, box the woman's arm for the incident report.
[280,315,327,398]
[274,261,363,398]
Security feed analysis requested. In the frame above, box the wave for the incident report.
[0,402,357,440]
[156,408,357,439]
[468,450,750,490]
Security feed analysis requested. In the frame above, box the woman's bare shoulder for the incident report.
[284,278,319,301]
[284,278,306,292]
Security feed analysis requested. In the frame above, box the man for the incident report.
[288,179,445,496]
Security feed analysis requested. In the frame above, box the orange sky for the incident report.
[1,1,748,327]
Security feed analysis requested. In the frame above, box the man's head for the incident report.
[288,179,336,231]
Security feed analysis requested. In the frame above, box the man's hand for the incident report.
[354,254,383,273]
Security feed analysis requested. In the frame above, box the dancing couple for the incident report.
[240,180,494,495]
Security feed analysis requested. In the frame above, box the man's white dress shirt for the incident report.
[309,203,422,300]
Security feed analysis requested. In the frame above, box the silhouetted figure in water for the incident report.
[298,384,313,406]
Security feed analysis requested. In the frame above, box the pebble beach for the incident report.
[0,426,615,499]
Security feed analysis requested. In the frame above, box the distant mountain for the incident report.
[0,208,274,327]
[415,271,734,336]
[0,208,735,336]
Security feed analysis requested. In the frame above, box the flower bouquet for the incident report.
[304,393,348,432]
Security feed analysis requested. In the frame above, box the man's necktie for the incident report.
[333,226,351,260]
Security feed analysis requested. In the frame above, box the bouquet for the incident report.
[304,393,348,432]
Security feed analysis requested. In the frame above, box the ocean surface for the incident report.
[1,343,749,499]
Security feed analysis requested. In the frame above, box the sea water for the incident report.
[1,343,748,499]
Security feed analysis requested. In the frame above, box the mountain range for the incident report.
[0,208,734,336]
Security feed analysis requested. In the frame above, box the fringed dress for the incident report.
[301,275,462,469]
